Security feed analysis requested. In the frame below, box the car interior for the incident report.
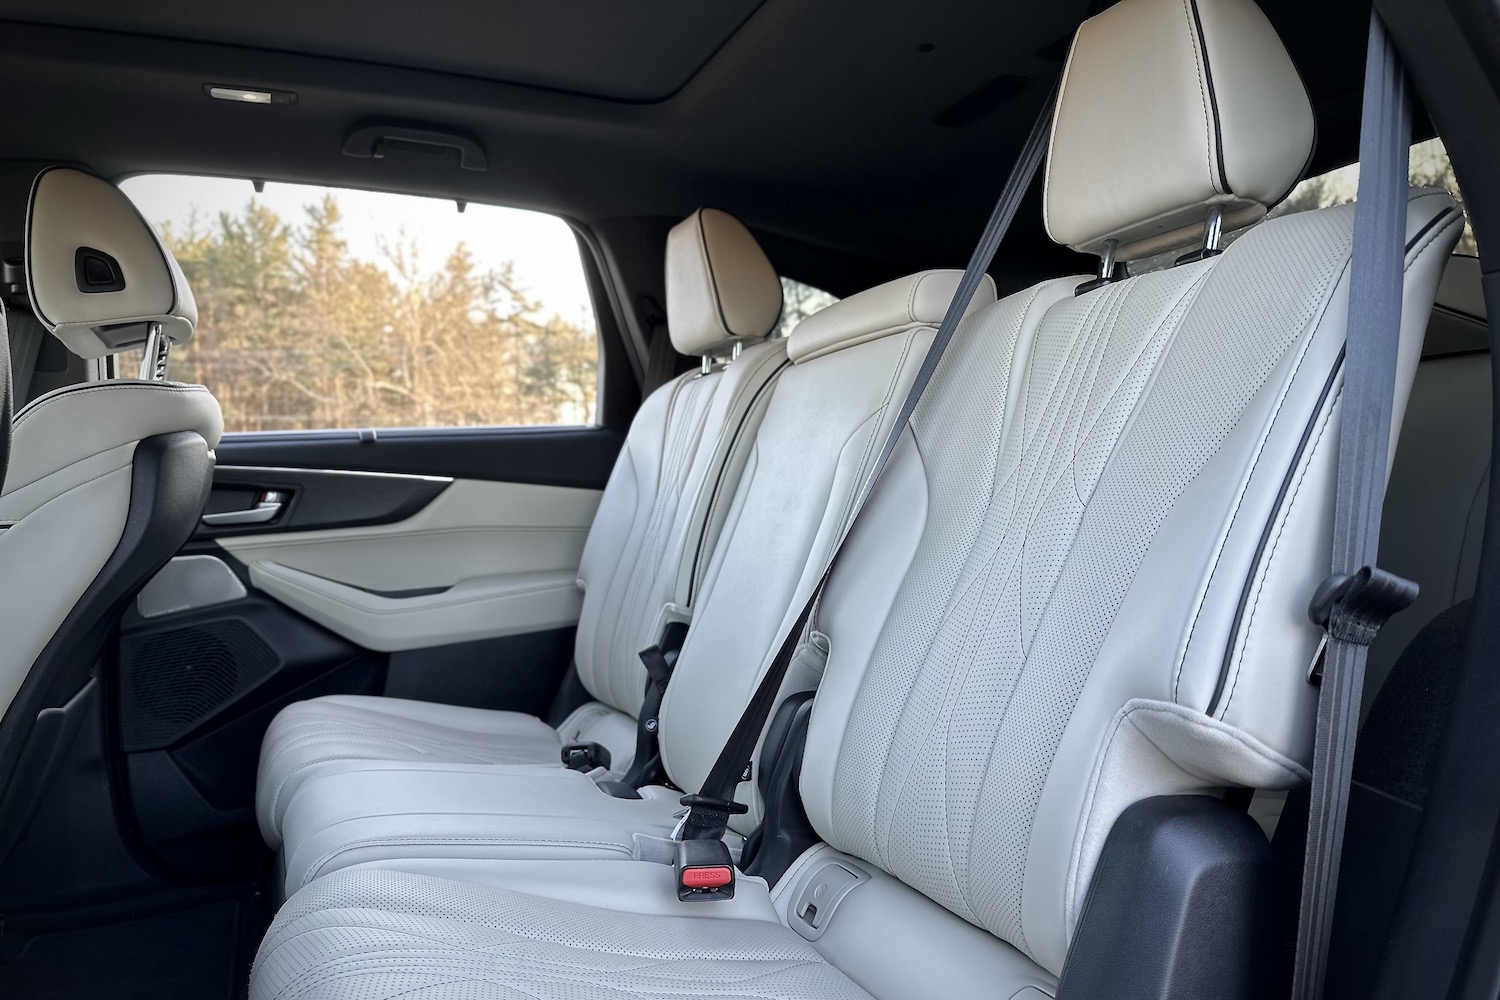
[0,0,1497,997]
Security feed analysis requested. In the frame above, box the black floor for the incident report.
[0,882,267,1000]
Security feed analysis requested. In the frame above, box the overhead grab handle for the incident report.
[342,123,488,172]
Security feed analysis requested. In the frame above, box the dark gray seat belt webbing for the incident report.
[6,307,43,409]
[676,78,1061,843]
[1292,12,1418,998]
[0,304,10,491]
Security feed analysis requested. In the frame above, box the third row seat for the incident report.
[272,267,997,891]
[255,208,793,845]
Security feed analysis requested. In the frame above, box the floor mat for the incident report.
[0,886,263,999]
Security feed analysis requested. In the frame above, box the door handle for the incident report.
[202,490,288,527]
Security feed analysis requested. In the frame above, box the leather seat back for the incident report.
[569,209,787,734]
[658,269,996,828]
[789,0,1460,975]
[0,168,221,821]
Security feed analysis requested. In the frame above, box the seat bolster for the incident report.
[6,381,221,494]
[786,269,996,364]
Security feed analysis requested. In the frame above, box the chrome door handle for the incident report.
[202,490,288,527]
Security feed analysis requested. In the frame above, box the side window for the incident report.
[117,176,600,431]
[776,277,839,339]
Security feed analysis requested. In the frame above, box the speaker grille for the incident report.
[121,620,278,751]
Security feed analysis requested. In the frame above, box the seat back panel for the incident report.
[803,194,1461,974]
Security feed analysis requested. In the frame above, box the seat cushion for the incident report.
[252,861,875,1000]
[256,695,565,846]
[278,761,682,893]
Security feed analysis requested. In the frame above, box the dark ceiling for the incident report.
[0,0,1373,296]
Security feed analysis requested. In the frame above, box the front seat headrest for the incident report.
[665,208,783,357]
[1044,0,1315,261]
[25,167,198,359]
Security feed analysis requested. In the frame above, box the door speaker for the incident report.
[120,619,278,752]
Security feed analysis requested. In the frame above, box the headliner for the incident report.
[0,0,1372,295]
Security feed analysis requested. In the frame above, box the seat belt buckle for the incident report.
[561,741,612,772]
[1306,565,1418,652]
[675,838,736,901]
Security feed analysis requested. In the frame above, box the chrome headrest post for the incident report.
[1202,205,1224,256]
[137,321,170,381]
[1097,239,1119,282]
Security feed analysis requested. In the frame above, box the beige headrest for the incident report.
[1044,0,1315,261]
[665,208,782,357]
[26,167,198,359]
[787,269,997,364]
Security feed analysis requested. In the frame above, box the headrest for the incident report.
[787,269,996,364]
[665,208,782,357]
[1044,0,1315,261]
[26,167,197,359]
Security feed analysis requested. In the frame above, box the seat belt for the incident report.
[624,621,689,787]
[5,307,47,408]
[640,294,678,396]
[674,78,1061,848]
[1291,12,1418,998]
[0,302,10,492]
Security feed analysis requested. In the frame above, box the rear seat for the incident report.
[274,269,996,892]
[249,0,1463,996]
[255,208,791,845]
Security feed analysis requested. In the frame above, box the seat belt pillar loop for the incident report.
[1306,565,1419,665]
[623,644,677,788]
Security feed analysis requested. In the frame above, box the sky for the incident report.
[120,174,597,329]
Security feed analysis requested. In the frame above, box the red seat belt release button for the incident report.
[675,839,736,901]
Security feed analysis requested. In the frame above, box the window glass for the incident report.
[775,277,839,339]
[117,176,599,431]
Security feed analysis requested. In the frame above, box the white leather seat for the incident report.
[256,208,791,845]
[0,168,222,808]
[250,0,1463,995]
[274,269,997,891]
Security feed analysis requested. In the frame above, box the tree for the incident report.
[776,277,839,338]
[158,196,599,431]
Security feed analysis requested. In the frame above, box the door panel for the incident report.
[109,425,621,877]
[116,590,385,877]
[200,465,452,538]
[215,478,600,649]
[214,425,624,488]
